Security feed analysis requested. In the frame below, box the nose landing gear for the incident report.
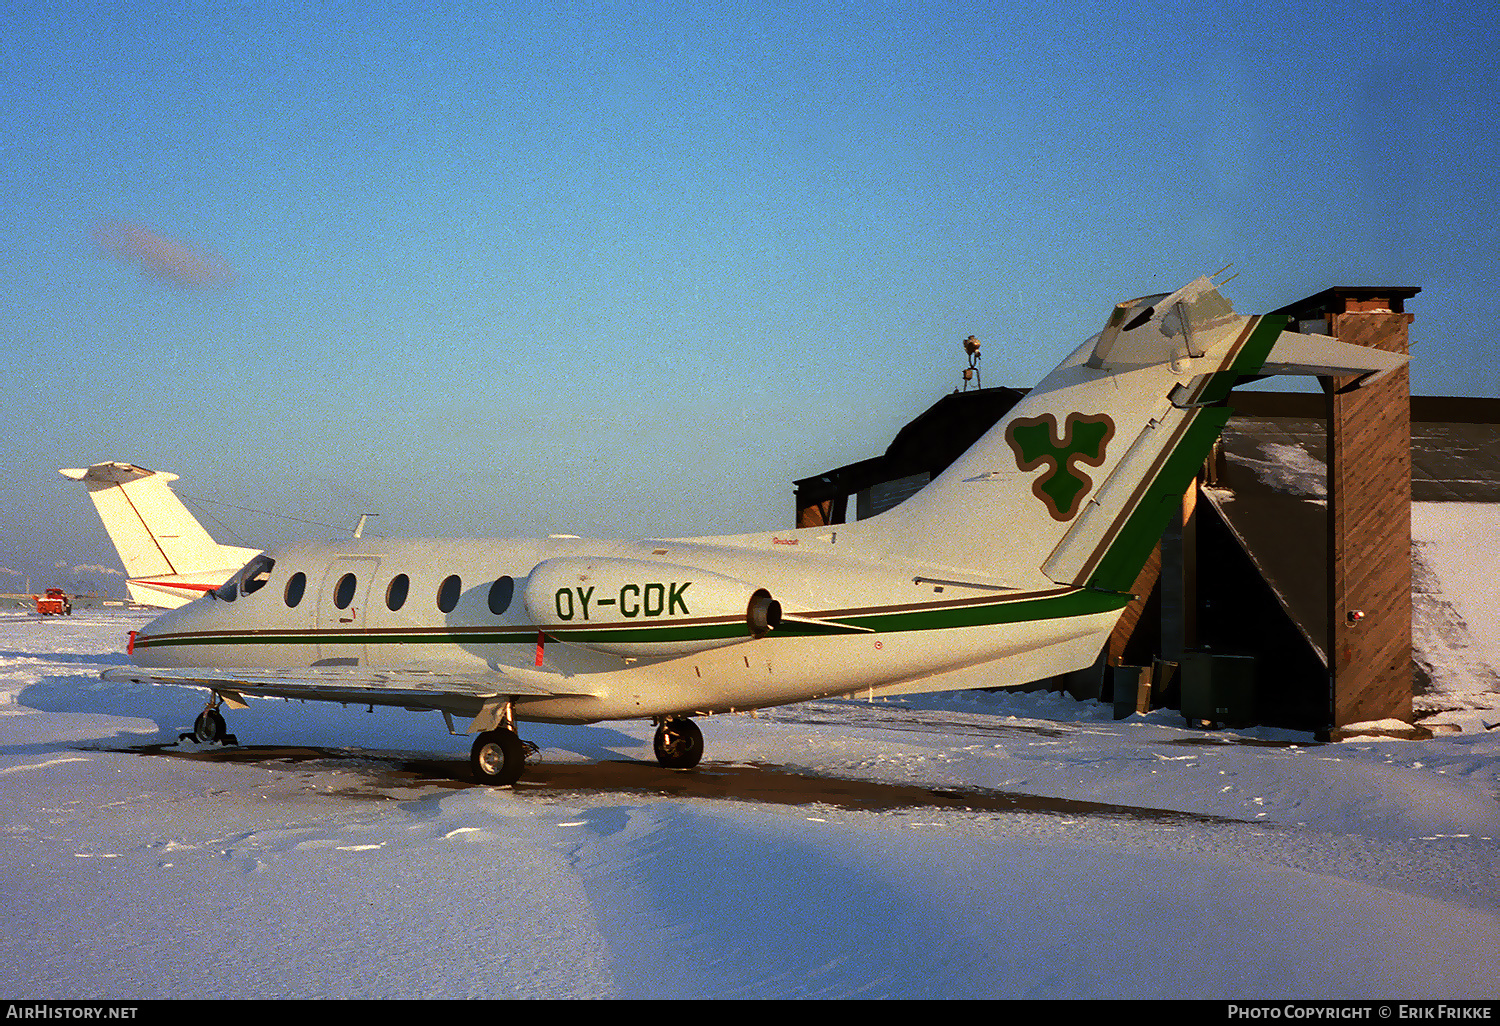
[182,697,238,745]
[653,716,703,769]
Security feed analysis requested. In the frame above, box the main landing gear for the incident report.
[471,716,704,785]
[469,698,540,785]
[653,716,703,769]
[470,728,530,786]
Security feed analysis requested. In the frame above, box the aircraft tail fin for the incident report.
[853,276,1407,594]
[60,462,259,607]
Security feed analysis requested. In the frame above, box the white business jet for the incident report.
[60,462,260,608]
[103,277,1405,784]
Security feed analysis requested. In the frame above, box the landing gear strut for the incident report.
[653,716,703,769]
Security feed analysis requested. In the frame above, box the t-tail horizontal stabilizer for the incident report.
[1258,331,1408,386]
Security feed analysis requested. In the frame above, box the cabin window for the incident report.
[284,571,307,608]
[386,574,410,611]
[240,554,274,595]
[488,575,514,615]
[334,573,357,610]
[437,574,462,613]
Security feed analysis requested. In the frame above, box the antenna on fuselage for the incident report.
[353,513,379,538]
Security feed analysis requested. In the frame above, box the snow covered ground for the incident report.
[1413,503,1500,706]
[1,610,1497,1000]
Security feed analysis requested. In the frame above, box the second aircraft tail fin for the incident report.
[60,462,260,607]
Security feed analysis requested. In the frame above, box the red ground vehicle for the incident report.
[35,588,72,615]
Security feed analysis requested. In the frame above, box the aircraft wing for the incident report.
[100,664,599,714]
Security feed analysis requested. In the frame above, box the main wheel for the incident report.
[653,717,703,769]
[470,729,527,785]
[193,708,227,744]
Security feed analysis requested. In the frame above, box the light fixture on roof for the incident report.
[961,335,981,391]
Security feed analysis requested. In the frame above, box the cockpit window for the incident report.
[239,554,275,595]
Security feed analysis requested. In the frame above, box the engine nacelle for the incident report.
[523,557,782,658]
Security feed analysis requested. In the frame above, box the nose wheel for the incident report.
[653,717,703,769]
[182,700,237,745]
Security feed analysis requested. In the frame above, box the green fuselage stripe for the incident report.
[132,587,1132,651]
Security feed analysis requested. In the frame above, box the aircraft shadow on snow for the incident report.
[105,733,1243,825]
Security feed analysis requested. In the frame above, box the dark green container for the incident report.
[1179,651,1257,727]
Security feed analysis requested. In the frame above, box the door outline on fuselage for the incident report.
[317,557,379,664]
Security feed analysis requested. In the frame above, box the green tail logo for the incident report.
[1006,413,1116,521]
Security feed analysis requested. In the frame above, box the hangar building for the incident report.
[794,287,1500,739]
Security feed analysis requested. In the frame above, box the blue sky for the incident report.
[3,1,1497,596]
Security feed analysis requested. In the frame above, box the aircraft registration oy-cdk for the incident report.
[75,276,1404,785]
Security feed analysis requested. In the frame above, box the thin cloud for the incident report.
[93,221,235,287]
[54,562,124,577]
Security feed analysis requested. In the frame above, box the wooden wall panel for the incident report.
[1327,310,1415,730]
